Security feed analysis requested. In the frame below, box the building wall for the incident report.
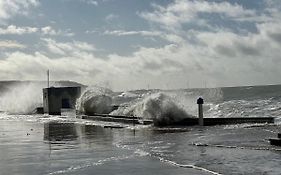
[43,87,81,115]
[43,89,49,113]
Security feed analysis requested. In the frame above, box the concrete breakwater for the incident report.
[78,114,274,126]
[172,117,275,126]
[77,114,153,125]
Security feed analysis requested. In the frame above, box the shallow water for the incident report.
[0,114,281,175]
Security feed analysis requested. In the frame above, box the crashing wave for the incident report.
[0,83,43,114]
[76,86,114,115]
[111,93,195,126]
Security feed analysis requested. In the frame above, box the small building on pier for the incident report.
[43,87,81,115]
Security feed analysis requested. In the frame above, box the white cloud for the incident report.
[0,25,74,37]
[1,25,281,90]
[0,25,38,35]
[1,1,281,90]
[41,26,75,37]
[41,26,57,35]
[0,40,25,49]
[104,30,162,37]
[42,38,95,56]
[77,0,98,6]
[0,51,113,85]
[103,29,185,44]
[74,41,96,51]
[105,14,119,21]
[0,0,39,22]
[85,30,97,34]
[139,0,256,29]
[86,0,98,6]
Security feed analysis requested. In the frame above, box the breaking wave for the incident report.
[76,86,114,115]
[76,87,196,125]
[206,97,281,118]
[0,81,83,115]
[0,83,43,114]
[111,92,195,126]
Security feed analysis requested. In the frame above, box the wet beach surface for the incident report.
[0,118,281,175]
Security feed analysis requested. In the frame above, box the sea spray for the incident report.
[0,81,83,115]
[75,87,226,125]
[111,92,195,126]
[0,83,43,114]
[206,98,281,118]
[76,86,114,114]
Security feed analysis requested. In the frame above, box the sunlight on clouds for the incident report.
[0,0,39,22]
[105,14,119,21]
[80,0,98,6]
[0,25,38,35]
[0,40,25,49]
[41,26,75,37]
[104,30,162,37]
[0,25,74,37]
[42,38,95,56]
[139,0,256,29]
[1,0,281,90]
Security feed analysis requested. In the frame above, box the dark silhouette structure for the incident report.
[43,87,81,115]
[269,133,281,146]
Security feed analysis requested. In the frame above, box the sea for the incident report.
[0,83,281,175]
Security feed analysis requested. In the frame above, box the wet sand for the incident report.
[0,119,281,175]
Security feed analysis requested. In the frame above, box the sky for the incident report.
[0,0,281,90]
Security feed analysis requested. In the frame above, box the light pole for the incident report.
[197,97,204,126]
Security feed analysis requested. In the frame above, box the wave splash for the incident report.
[76,86,114,115]
[0,81,82,115]
[76,87,195,125]
[0,83,43,114]
[111,92,195,126]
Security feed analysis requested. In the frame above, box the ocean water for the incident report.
[0,84,281,174]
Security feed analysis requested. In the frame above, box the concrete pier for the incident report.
[79,114,274,126]
[269,133,281,146]
[77,96,275,127]
[78,114,153,125]
[172,117,275,126]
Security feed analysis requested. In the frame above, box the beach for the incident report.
[0,115,280,175]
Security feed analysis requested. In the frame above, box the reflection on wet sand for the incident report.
[44,122,78,142]
[43,122,116,145]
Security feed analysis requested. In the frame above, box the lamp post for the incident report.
[197,97,204,126]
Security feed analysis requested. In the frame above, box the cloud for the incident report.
[1,1,281,90]
[103,30,185,44]
[105,14,119,21]
[0,40,25,49]
[76,0,98,6]
[0,25,74,37]
[41,26,75,36]
[42,38,95,56]
[0,38,195,89]
[41,26,56,35]
[1,25,281,90]
[0,0,39,22]
[104,30,162,37]
[85,0,98,6]
[139,0,256,29]
[64,0,98,6]
[0,51,112,85]
[85,30,97,34]
[0,25,38,35]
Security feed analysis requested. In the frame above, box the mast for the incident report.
[47,70,50,88]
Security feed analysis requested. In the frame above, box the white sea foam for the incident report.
[76,86,113,114]
[111,92,195,125]
[206,98,281,118]
[0,83,43,114]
